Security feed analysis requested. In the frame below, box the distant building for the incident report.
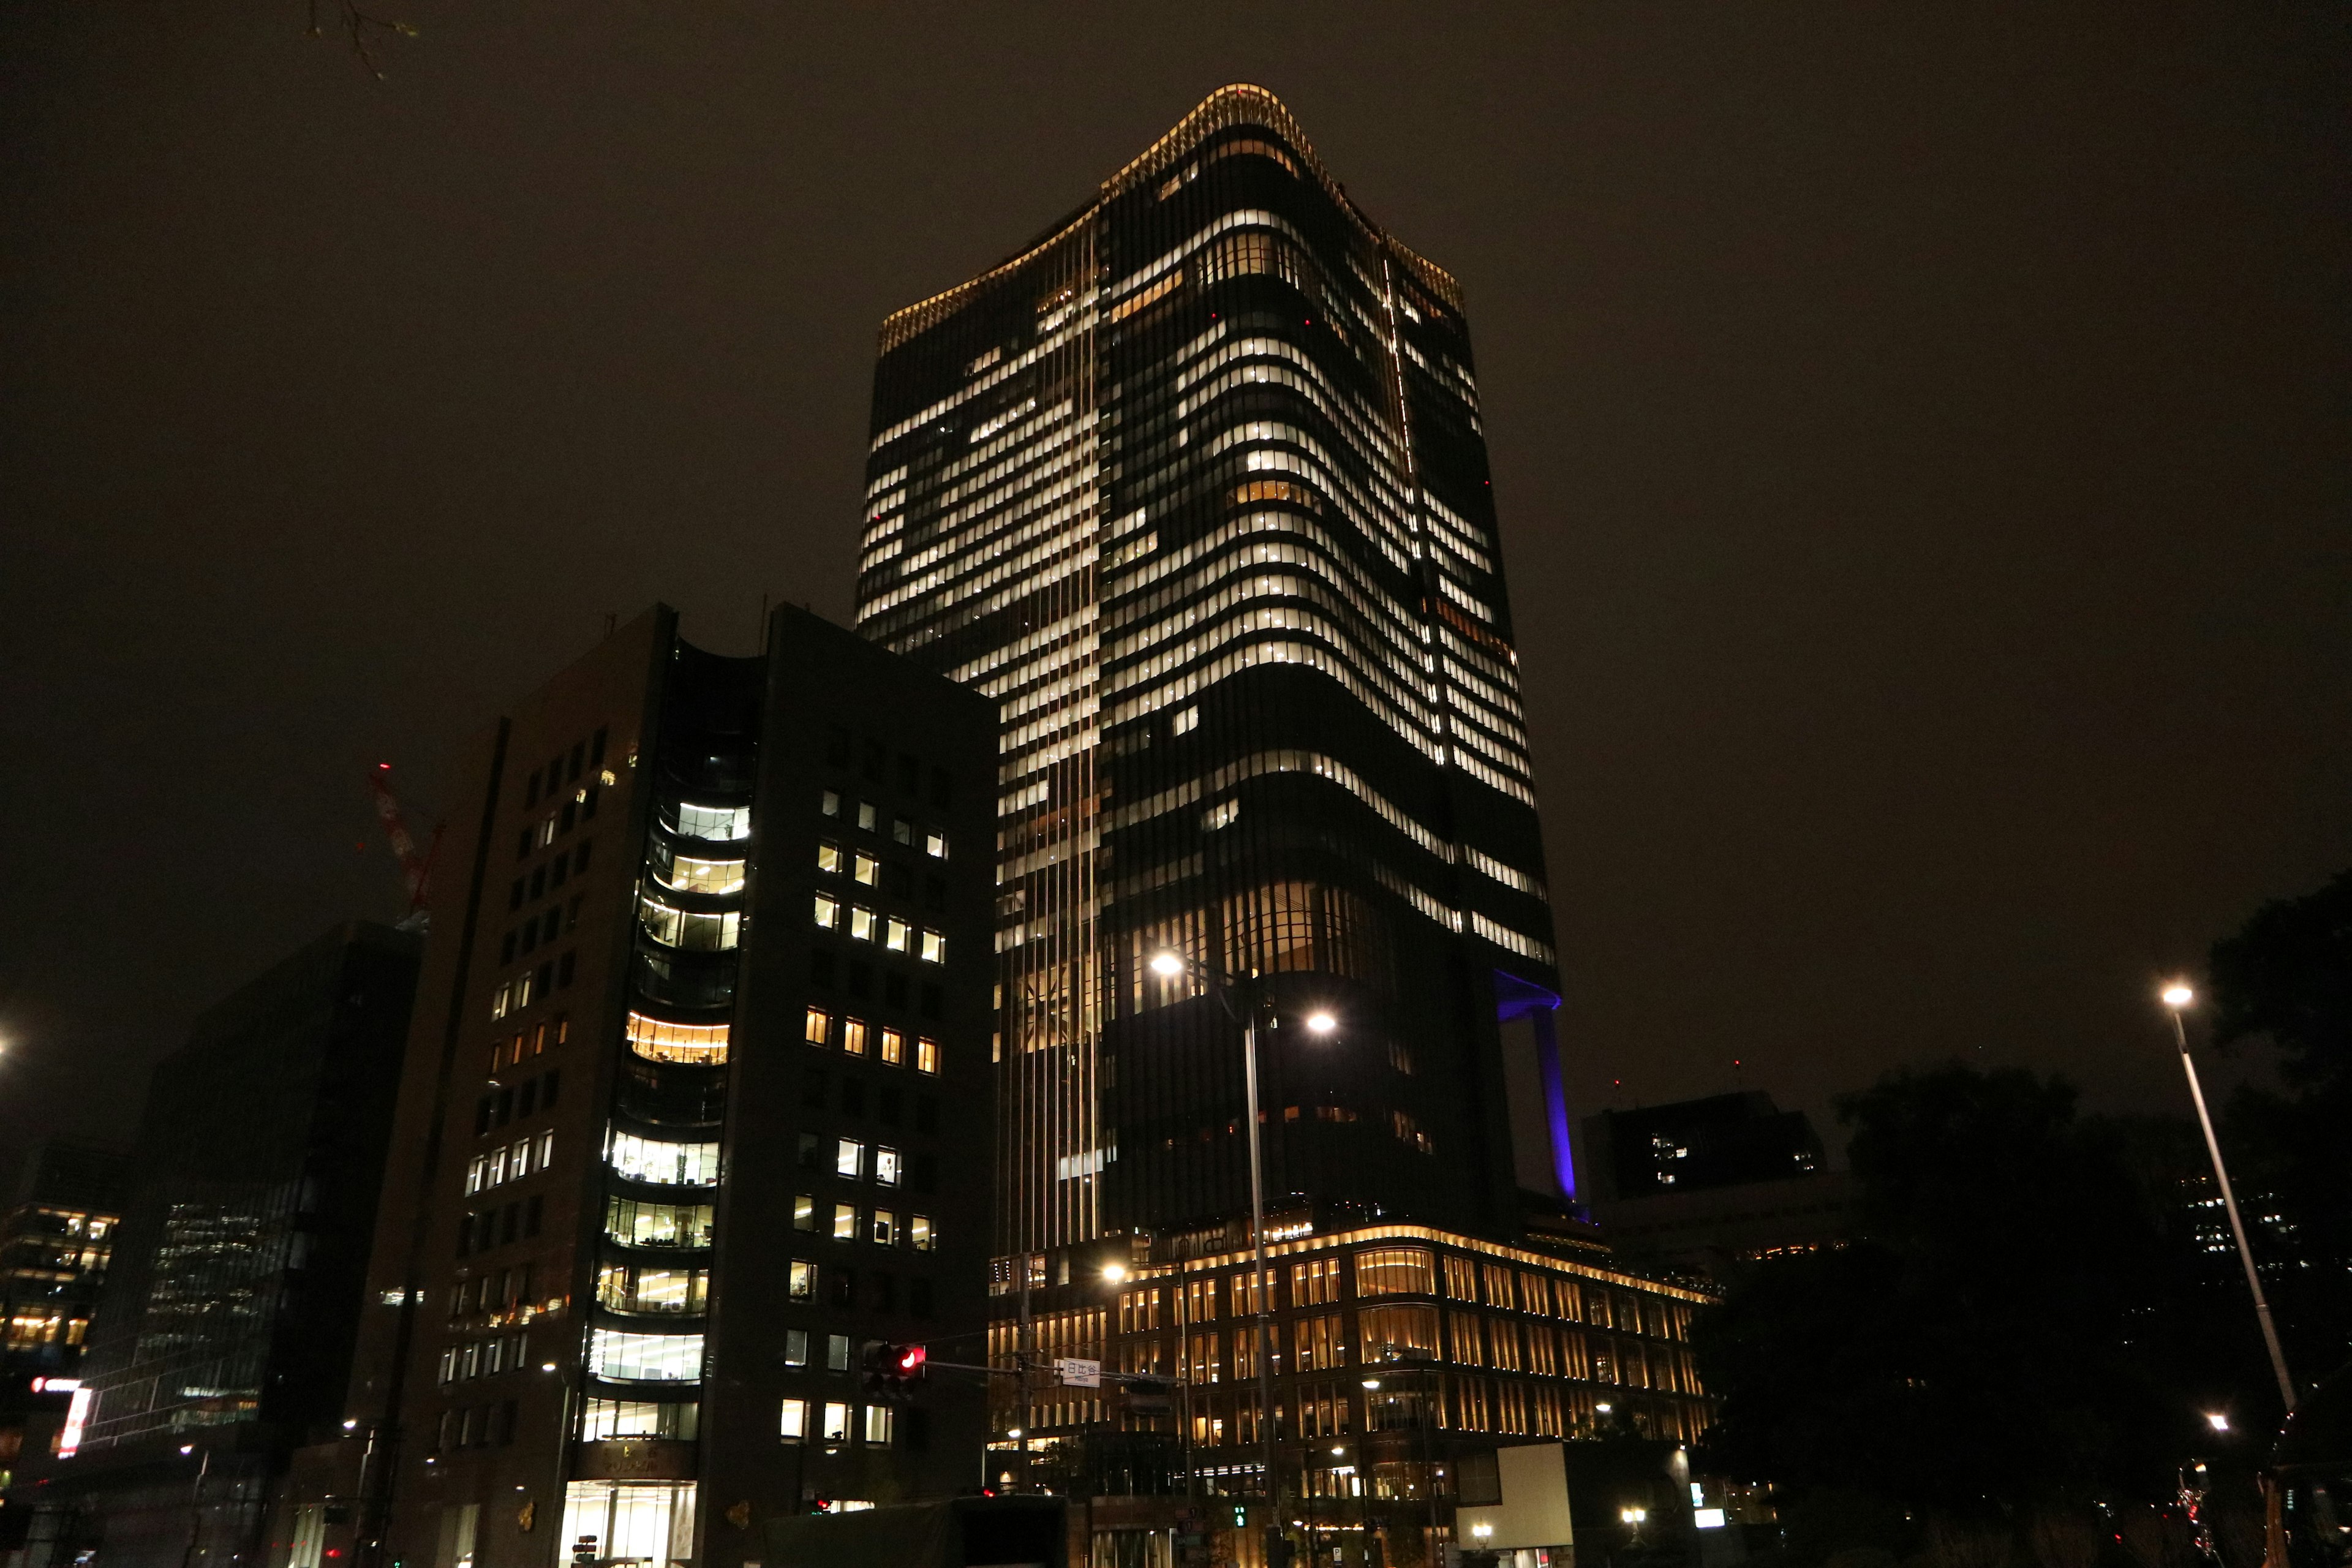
[15,922,422,1568]
[0,1139,130,1374]
[1582,1095,1850,1281]
[1582,1093,1823,1200]
[294,605,998,1568]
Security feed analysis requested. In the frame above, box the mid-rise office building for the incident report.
[15,923,421,1568]
[1581,1093,1824,1202]
[1581,1095,1847,1282]
[854,83,1710,1555]
[0,1139,129,1374]
[308,606,997,1568]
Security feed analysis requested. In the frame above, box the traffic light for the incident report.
[1231,1505,1248,1529]
[861,1341,927,1398]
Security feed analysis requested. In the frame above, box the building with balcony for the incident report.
[306,605,998,1568]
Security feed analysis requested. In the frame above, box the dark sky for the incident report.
[3,2,2346,1175]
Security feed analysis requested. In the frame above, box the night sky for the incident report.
[3,3,2346,1176]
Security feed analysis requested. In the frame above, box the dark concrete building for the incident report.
[306,606,998,1568]
[1580,1093,1824,1203]
[0,1139,130,1374]
[14,923,421,1568]
[1582,1094,1850,1282]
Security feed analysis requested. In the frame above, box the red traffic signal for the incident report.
[892,1344,927,1378]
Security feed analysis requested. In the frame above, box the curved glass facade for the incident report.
[857,86,1562,1259]
[587,643,764,1423]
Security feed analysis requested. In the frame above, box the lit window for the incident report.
[514,972,535,1009]
[885,919,910,953]
[784,1329,809,1366]
[832,1204,857,1240]
[842,1019,867,1057]
[850,908,876,942]
[788,1261,815,1302]
[793,1196,817,1233]
[814,895,840,929]
[835,1140,864,1178]
[821,1403,851,1444]
[874,1148,902,1188]
[779,1398,809,1441]
[916,1038,940,1076]
[582,1398,698,1441]
[489,1146,508,1185]
[878,1029,904,1067]
[803,1008,831,1045]
[924,830,947,859]
[491,983,512,1020]
[853,854,880,886]
[864,1405,893,1446]
[872,1210,897,1245]
[676,802,750,841]
[606,1132,721,1186]
[660,854,745,894]
[821,790,841,817]
[511,1137,532,1177]
[919,930,945,964]
[538,1129,554,1167]
[910,1215,934,1252]
[817,842,842,874]
[466,1158,485,1195]
[627,1012,729,1065]
[587,1327,703,1382]
[856,802,878,832]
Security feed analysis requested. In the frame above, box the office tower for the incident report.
[855,86,1711,1549]
[0,1139,129,1374]
[858,81,1568,1275]
[306,606,997,1568]
[18,923,421,1568]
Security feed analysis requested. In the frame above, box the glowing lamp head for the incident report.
[2206,1412,2230,1433]
[1361,1378,1381,1391]
[1471,1524,1494,1540]
[2162,982,2195,1010]
[1149,951,1186,979]
[1102,1262,1128,1284]
[1305,1011,1337,1035]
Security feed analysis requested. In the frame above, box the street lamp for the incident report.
[1149,947,1340,1568]
[2161,982,2296,1409]
[1102,1262,1127,1285]
[2206,1412,2231,1434]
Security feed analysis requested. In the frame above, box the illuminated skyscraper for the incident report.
[855,85,1574,1279]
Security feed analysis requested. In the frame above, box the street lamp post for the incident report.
[1150,949,1335,1568]
[2161,982,2296,1411]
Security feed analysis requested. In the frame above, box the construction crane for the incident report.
[366,763,445,931]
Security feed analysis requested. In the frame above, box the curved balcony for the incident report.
[586,1323,705,1387]
[614,1058,727,1129]
[603,1129,721,1190]
[631,949,734,1011]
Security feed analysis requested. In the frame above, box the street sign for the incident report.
[1054,1357,1101,1388]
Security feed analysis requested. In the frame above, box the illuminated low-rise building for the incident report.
[0,1139,128,1375]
